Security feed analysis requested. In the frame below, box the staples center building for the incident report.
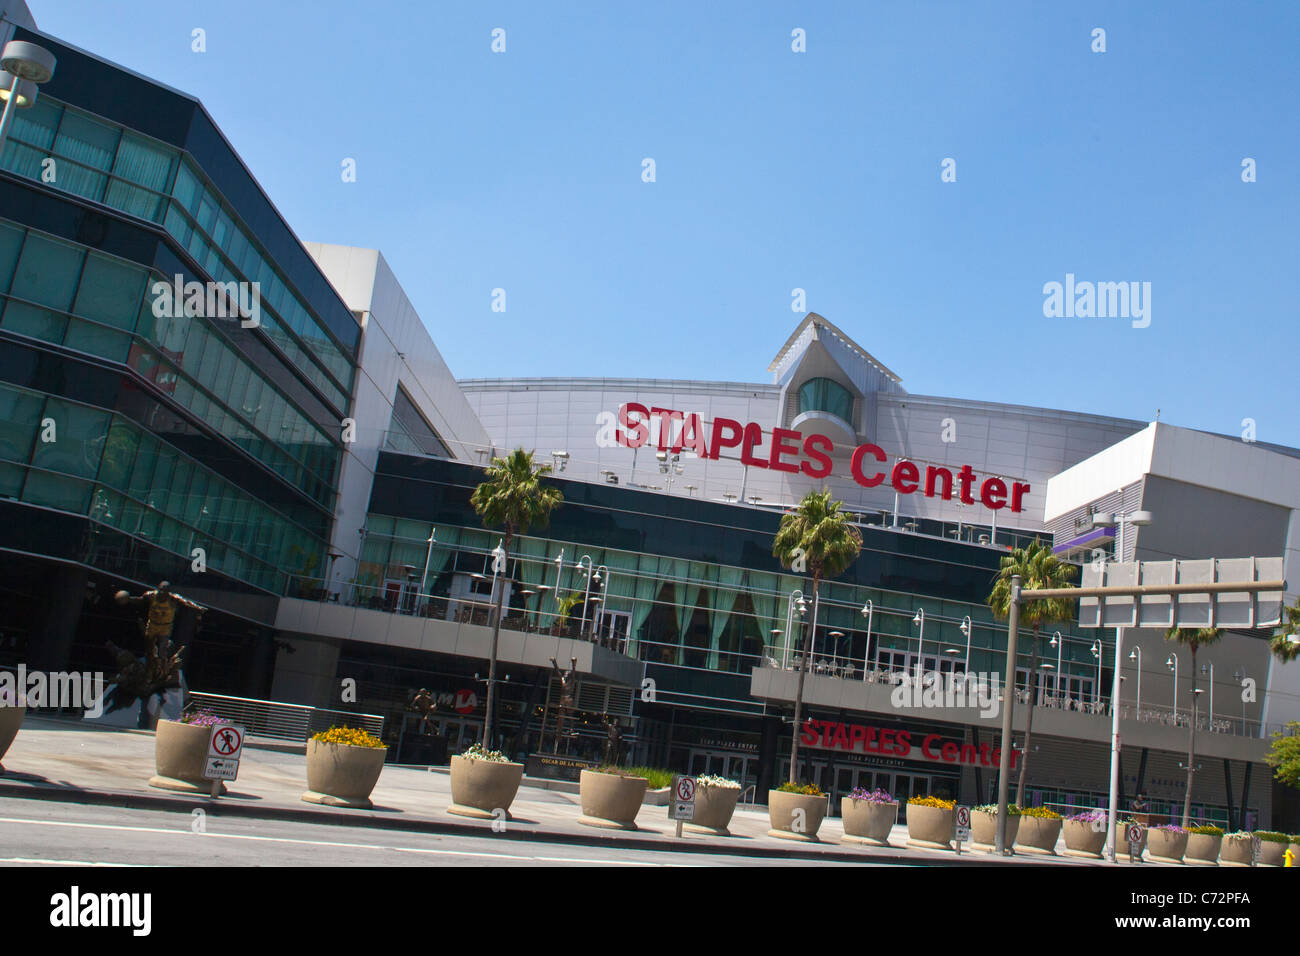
[3,8,1297,831]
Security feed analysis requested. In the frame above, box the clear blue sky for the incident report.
[30,1,1300,446]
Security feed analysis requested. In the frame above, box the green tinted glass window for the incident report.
[0,384,43,463]
[10,232,84,310]
[0,222,24,292]
[29,398,110,480]
[797,377,853,423]
[73,253,147,329]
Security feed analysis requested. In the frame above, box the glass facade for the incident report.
[0,217,341,513]
[797,376,853,423]
[0,376,323,594]
[0,94,355,412]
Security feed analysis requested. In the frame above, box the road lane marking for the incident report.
[0,857,144,866]
[0,816,675,865]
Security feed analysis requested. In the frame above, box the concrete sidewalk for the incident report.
[0,719,1106,866]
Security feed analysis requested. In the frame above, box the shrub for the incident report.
[696,773,740,789]
[459,742,508,762]
[846,787,895,804]
[908,795,956,809]
[1019,806,1061,819]
[1152,823,1186,833]
[178,707,227,728]
[1253,830,1291,844]
[973,803,1022,816]
[594,766,674,789]
[313,725,384,748]
[1291,834,1300,843]
[1188,824,1224,836]
[776,781,824,796]
[1224,830,1253,842]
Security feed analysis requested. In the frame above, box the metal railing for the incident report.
[188,692,384,743]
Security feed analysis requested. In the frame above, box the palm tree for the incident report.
[987,541,1078,807]
[470,448,563,749]
[1270,599,1300,664]
[773,490,862,785]
[1165,625,1223,827]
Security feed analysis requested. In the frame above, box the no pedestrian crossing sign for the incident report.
[954,805,971,850]
[203,723,244,782]
[672,775,696,822]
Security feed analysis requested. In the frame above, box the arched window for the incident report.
[797,378,853,423]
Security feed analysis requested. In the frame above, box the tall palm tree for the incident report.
[773,490,862,785]
[987,541,1077,807]
[1165,625,1223,827]
[1270,599,1300,664]
[470,448,563,749]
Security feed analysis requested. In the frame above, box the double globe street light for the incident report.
[0,41,57,151]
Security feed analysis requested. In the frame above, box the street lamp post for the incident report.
[1167,652,1179,716]
[783,590,805,669]
[1091,640,1103,705]
[1049,631,1063,701]
[0,41,57,151]
[550,550,564,627]
[1200,662,1214,728]
[419,528,437,605]
[960,615,972,678]
[1092,506,1153,862]
[1129,646,1143,714]
[860,601,873,680]
[912,608,925,679]
[994,575,1022,855]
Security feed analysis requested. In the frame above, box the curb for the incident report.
[0,779,1052,866]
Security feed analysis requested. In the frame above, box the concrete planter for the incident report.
[1258,840,1286,867]
[0,704,24,774]
[767,790,829,842]
[150,719,225,795]
[1014,815,1063,856]
[1185,832,1222,865]
[841,797,898,846]
[971,809,1019,853]
[302,738,387,808]
[1147,828,1188,864]
[447,755,524,819]
[905,803,955,851]
[684,784,741,836]
[1290,842,1300,866]
[1062,819,1107,859]
[1219,835,1254,867]
[578,769,647,830]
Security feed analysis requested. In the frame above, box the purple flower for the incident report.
[846,787,896,804]
[1153,823,1187,833]
[179,708,227,728]
[1067,810,1108,822]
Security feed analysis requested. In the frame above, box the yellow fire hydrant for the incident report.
[1286,847,1295,867]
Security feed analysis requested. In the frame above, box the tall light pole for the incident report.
[1092,506,1153,863]
[1167,653,1179,715]
[550,549,564,627]
[419,528,437,603]
[1091,640,1103,705]
[860,600,873,679]
[1050,631,1063,700]
[959,615,972,678]
[1200,661,1214,728]
[783,590,805,669]
[576,555,595,636]
[0,41,56,151]
[1129,646,1143,714]
[912,608,925,677]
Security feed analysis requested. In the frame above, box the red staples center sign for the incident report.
[801,718,1019,769]
[612,402,1030,514]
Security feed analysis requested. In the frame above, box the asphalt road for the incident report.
[0,797,867,867]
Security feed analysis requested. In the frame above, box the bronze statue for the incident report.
[601,714,624,766]
[107,581,203,726]
[410,687,439,734]
[548,657,578,754]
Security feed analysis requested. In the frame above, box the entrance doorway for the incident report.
[687,748,758,793]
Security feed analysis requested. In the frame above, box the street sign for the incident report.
[203,723,244,790]
[1079,558,1284,629]
[1127,824,1143,864]
[671,775,697,836]
[208,724,243,760]
[954,805,970,853]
